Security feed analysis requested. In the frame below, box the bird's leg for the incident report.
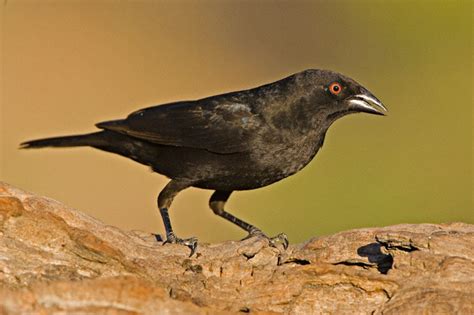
[209,190,288,249]
[157,180,197,256]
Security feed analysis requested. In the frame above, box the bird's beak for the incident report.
[346,93,387,116]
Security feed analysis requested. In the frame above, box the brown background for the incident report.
[1,1,472,243]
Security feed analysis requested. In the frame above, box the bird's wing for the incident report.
[96,100,262,154]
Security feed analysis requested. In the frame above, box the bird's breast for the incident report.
[251,130,324,180]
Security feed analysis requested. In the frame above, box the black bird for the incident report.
[21,69,386,255]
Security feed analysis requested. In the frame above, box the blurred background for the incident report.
[1,1,472,243]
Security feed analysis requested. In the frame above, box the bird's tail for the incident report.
[20,132,106,149]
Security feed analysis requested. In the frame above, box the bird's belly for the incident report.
[149,138,320,191]
[184,156,290,191]
[194,146,319,191]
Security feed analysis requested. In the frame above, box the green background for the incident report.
[2,1,472,243]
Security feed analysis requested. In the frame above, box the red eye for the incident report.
[329,82,342,95]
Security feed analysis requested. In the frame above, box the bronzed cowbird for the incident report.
[21,69,387,255]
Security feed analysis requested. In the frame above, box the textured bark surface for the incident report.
[0,182,472,314]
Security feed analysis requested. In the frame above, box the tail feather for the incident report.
[95,119,126,131]
[20,132,104,149]
[21,130,162,169]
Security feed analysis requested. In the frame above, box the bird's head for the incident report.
[299,69,387,121]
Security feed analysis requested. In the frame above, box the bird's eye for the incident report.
[329,82,342,96]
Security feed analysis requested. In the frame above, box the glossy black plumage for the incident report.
[21,69,386,255]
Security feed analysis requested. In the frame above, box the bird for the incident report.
[20,69,387,255]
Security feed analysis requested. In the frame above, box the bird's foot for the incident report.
[163,233,198,257]
[243,228,289,250]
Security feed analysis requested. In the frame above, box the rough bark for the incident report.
[0,182,472,314]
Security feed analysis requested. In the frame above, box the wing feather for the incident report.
[97,100,261,154]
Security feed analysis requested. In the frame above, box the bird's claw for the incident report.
[271,233,289,250]
[243,228,289,250]
[163,234,198,257]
